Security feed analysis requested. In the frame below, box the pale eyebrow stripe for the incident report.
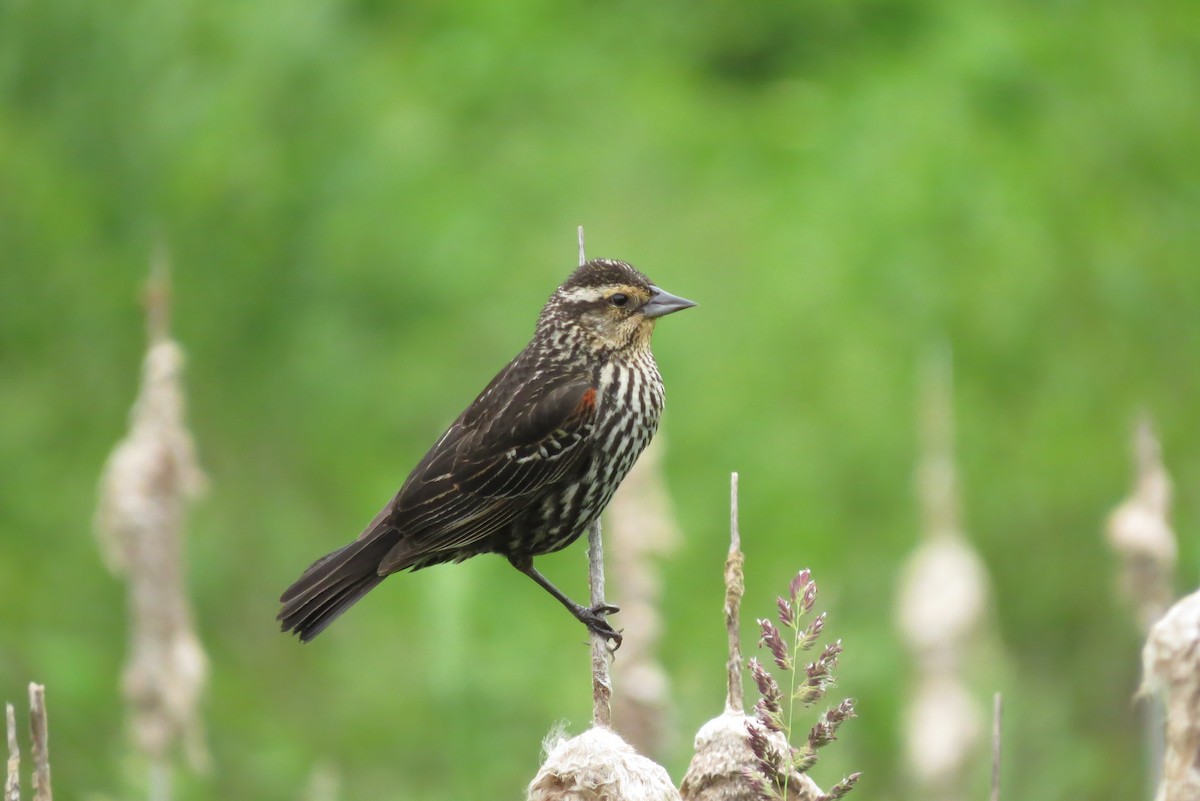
[557,286,610,303]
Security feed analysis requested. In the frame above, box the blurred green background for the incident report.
[2,0,1197,798]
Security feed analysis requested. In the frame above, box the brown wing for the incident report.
[453,373,597,497]
[374,361,598,573]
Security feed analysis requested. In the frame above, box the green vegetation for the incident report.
[2,0,1197,798]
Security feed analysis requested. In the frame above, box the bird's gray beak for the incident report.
[642,286,697,319]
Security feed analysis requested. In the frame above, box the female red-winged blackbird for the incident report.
[278,259,694,646]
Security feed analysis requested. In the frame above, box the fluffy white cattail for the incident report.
[1107,414,1177,633]
[1141,589,1200,801]
[95,258,209,779]
[681,713,821,801]
[897,345,990,798]
[529,726,681,801]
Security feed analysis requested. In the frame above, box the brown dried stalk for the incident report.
[5,702,18,801]
[28,685,50,801]
[725,472,745,715]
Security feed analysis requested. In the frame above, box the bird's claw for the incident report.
[580,603,623,651]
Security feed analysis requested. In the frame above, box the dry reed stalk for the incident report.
[1106,413,1177,633]
[1107,413,1177,789]
[1142,589,1200,801]
[27,686,49,801]
[680,472,766,801]
[578,226,615,728]
[896,345,988,799]
[609,437,681,758]
[680,475,833,801]
[5,702,17,801]
[95,254,210,792]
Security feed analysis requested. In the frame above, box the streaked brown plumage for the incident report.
[278,259,694,646]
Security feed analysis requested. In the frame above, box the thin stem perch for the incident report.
[588,519,613,727]
[578,225,614,727]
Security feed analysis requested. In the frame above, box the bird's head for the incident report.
[541,259,696,353]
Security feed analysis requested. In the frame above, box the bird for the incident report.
[278,258,695,647]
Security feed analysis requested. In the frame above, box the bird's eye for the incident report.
[609,293,629,308]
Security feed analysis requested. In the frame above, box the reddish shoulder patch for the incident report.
[576,387,597,414]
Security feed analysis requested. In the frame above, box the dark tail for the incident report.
[278,534,394,642]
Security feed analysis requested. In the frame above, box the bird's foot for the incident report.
[577,603,622,650]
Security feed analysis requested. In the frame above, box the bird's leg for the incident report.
[509,556,623,649]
